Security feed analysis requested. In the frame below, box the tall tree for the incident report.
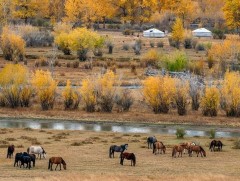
[0,0,12,25]
[223,0,240,33]
[49,0,66,23]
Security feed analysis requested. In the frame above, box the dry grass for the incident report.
[0,128,239,180]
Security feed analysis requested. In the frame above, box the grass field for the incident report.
[0,128,239,180]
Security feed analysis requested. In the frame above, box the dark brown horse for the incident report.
[48,157,66,171]
[188,145,206,157]
[7,145,15,158]
[153,141,166,155]
[209,140,223,152]
[120,152,136,166]
[172,143,188,158]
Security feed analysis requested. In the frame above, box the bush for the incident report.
[209,129,216,139]
[106,41,114,54]
[157,41,164,48]
[123,44,129,51]
[201,87,220,117]
[233,139,240,149]
[163,51,188,71]
[1,85,21,108]
[31,70,58,110]
[149,41,155,48]
[62,80,80,110]
[143,76,176,113]
[189,76,203,111]
[195,43,205,51]
[207,55,214,69]
[184,37,193,49]
[142,49,161,67]
[40,57,49,66]
[176,128,186,139]
[123,29,134,35]
[212,29,226,40]
[168,37,180,48]
[188,60,204,75]
[0,27,25,62]
[72,61,79,68]
[132,40,142,55]
[55,32,71,55]
[20,86,32,107]
[115,89,134,112]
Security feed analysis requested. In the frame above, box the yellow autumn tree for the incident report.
[221,71,240,117]
[96,70,116,112]
[0,26,25,62]
[31,70,58,110]
[0,0,12,25]
[143,76,177,113]
[62,80,80,110]
[54,32,71,55]
[223,0,240,33]
[201,86,220,117]
[171,18,185,49]
[80,78,97,112]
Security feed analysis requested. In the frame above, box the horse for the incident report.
[14,152,36,167]
[153,141,166,155]
[182,142,196,154]
[14,152,23,167]
[7,145,15,158]
[188,145,206,157]
[48,157,66,171]
[109,144,128,158]
[120,152,136,166]
[147,136,157,149]
[27,146,46,159]
[20,155,31,169]
[172,143,188,158]
[209,140,223,152]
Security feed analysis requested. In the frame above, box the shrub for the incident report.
[143,76,176,113]
[66,62,71,68]
[142,49,161,67]
[221,71,240,117]
[130,62,137,74]
[192,39,198,49]
[233,139,240,149]
[93,36,105,57]
[123,29,134,35]
[80,79,97,112]
[171,18,184,49]
[20,86,32,107]
[72,61,79,68]
[31,70,58,110]
[163,51,188,71]
[55,32,71,55]
[150,41,155,48]
[188,60,204,76]
[96,71,116,112]
[115,89,134,112]
[212,29,226,40]
[195,43,205,51]
[123,44,129,51]
[132,40,142,55]
[207,55,214,69]
[201,87,220,117]
[40,57,49,66]
[176,128,186,139]
[0,27,25,62]
[174,80,189,116]
[168,37,180,48]
[157,41,164,48]
[209,129,216,139]
[62,80,80,110]
[189,76,203,111]
[184,37,193,49]
[106,41,114,54]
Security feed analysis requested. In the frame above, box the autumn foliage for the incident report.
[143,76,176,114]
[31,70,58,110]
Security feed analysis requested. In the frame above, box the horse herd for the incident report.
[109,136,224,166]
[6,145,66,170]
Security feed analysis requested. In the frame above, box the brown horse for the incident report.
[120,152,136,166]
[48,157,66,171]
[153,141,166,155]
[7,145,15,158]
[182,142,196,154]
[188,145,206,157]
[172,143,188,158]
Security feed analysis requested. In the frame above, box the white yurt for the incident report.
[192,28,212,37]
[143,28,165,38]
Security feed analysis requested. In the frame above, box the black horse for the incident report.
[14,152,36,167]
[14,153,23,167]
[209,140,223,152]
[147,136,157,149]
[7,145,15,158]
[109,144,128,158]
[20,155,31,169]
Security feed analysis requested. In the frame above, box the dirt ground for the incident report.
[0,128,239,181]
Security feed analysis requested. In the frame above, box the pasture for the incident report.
[0,128,239,181]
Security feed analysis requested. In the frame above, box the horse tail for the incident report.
[27,147,30,154]
[48,158,51,170]
[132,153,136,166]
[172,147,175,157]
[209,142,212,150]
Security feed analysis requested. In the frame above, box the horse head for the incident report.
[41,147,47,158]
[62,159,67,170]
[124,144,128,150]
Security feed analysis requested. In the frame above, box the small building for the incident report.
[143,28,165,38]
[192,28,212,37]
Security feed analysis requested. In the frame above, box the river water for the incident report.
[0,118,239,138]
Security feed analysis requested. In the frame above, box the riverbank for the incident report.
[0,107,240,127]
[0,128,239,181]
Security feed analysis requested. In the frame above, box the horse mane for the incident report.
[61,158,66,165]
[200,146,206,156]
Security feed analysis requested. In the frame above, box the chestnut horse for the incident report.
[120,152,136,166]
[153,141,166,155]
[7,145,15,158]
[48,157,66,171]
[188,145,206,157]
[182,142,196,154]
[172,143,188,158]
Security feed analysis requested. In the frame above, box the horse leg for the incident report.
[112,151,114,158]
[60,163,61,171]
[51,163,53,171]
[55,164,58,170]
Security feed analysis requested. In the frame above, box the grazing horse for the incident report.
[209,140,223,152]
[48,157,66,171]
[182,142,196,154]
[14,152,36,167]
[109,144,128,158]
[7,145,15,158]
[147,136,157,149]
[120,152,136,166]
[172,143,188,158]
[27,146,46,159]
[153,141,166,155]
[188,145,206,157]
[14,152,23,167]
[20,155,31,169]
